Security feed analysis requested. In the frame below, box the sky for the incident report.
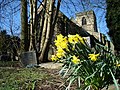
[0,0,110,39]
[0,0,21,36]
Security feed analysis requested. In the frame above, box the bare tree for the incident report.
[0,0,21,32]
[26,0,62,62]
[0,0,21,61]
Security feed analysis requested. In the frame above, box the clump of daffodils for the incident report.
[51,34,120,90]
[51,34,86,61]
[51,34,68,61]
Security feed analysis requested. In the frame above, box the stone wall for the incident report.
[75,10,98,32]
[55,11,90,36]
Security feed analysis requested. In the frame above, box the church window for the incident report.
[82,17,87,25]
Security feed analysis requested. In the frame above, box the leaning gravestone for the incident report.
[21,51,37,67]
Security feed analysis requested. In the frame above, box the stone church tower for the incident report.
[75,10,100,40]
[74,10,114,51]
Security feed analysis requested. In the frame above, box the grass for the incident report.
[0,61,21,67]
[0,67,51,90]
[0,61,75,90]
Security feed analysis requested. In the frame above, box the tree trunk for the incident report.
[29,0,33,51]
[21,0,28,52]
[38,0,61,62]
[39,0,55,62]
[40,13,48,53]
[52,0,61,27]
[37,0,47,52]
[33,0,37,50]
[29,0,37,51]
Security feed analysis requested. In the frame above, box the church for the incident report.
[37,5,114,60]
[51,10,114,48]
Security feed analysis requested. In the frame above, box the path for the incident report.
[39,62,63,69]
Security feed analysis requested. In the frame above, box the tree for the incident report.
[37,0,61,62]
[26,0,61,63]
[106,0,120,53]
[0,0,21,35]
[0,30,20,60]
[20,0,62,63]
[29,0,37,51]
[0,30,8,54]
[21,0,29,52]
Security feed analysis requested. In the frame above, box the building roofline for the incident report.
[76,10,94,16]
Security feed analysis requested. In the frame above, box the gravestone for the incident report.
[21,51,37,67]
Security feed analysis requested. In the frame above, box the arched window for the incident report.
[82,17,87,25]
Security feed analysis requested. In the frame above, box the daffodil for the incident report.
[71,55,80,64]
[68,34,85,44]
[51,55,58,61]
[68,34,79,44]
[88,53,100,61]
[57,47,64,53]
[55,34,68,49]
[56,52,64,58]
[116,64,120,67]
[56,47,65,58]
[55,34,64,46]
[56,34,64,41]
[75,34,84,44]
[60,37,68,49]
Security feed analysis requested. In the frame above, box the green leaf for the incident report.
[109,68,119,90]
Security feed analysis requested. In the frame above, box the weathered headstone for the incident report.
[20,51,37,67]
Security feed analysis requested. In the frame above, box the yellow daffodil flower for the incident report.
[68,34,79,44]
[57,47,65,54]
[72,55,80,64]
[88,53,100,61]
[75,34,84,44]
[55,34,68,49]
[56,47,65,58]
[56,52,64,58]
[68,34,85,44]
[56,34,64,41]
[116,64,120,67]
[55,34,64,47]
[51,55,58,61]
[61,37,68,49]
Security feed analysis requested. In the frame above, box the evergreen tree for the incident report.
[106,0,120,53]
